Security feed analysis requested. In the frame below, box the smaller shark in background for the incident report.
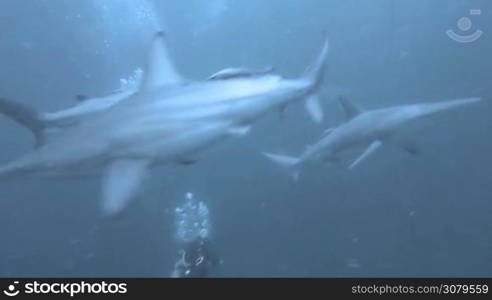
[263,95,482,179]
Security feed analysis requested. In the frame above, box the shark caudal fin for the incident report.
[303,37,330,124]
[0,98,46,147]
[262,152,301,181]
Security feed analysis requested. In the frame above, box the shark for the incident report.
[0,67,279,148]
[0,31,329,215]
[263,95,482,179]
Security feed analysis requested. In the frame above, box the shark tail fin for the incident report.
[262,152,301,181]
[303,36,329,124]
[0,98,46,147]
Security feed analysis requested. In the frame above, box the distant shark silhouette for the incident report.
[0,31,329,215]
[263,95,482,179]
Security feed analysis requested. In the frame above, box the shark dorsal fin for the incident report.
[349,140,382,169]
[141,31,184,91]
[338,96,363,121]
[320,127,335,139]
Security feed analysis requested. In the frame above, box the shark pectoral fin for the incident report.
[338,96,363,121]
[305,95,324,124]
[101,159,150,215]
[292,170,301,181]
[142,31,184,91]
[349,140,383,169]
[262,152,299,168]
[228,125,252,137]
[262,152,301,181]
[320,127,335,139]
[278,104,288,120]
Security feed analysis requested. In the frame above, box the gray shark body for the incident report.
[0,32,329,214]
[263,96,482,177]
[44,90,137,125]
[0,67,281,148]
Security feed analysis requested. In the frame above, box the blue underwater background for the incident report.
[0,0,491,277]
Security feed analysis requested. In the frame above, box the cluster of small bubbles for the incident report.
[100,4,109,13]
[175,192,211,243]
[94,0,160,36]
[208,0,229,20]
[347,258,361,269]
[103,39,111,49]
[134,3,157,26]
[119,68,143,91]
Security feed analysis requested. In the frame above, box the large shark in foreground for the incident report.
[0,32,329,214]
[0,67,274,148]
[263,95,482,179]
